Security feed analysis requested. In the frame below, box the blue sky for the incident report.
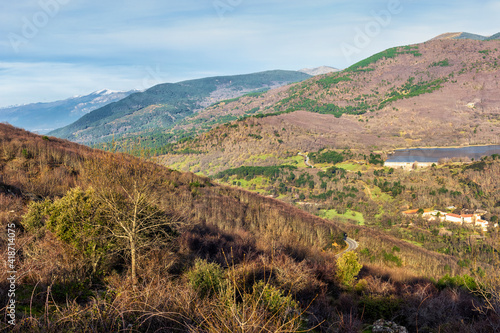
[1,0,499,107]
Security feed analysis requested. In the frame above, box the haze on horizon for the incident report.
[0,0,499,108]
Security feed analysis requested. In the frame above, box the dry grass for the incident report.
[2,123,500,331]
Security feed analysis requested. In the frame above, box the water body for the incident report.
[386,145,500,163]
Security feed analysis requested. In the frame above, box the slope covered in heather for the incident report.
[3,121,499,331]
[159,38,500,171]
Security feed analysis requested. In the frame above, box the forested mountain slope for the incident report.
[49,70,311,144]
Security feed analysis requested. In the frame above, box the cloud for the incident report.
[0,61,177,107]
[1,0,499,107]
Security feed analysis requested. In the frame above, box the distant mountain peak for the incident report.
[430,32,500,41]
[299,66,339,76]
[71,89,118,99]
[0,89,136,134]
[92,89,137,96]
[93,89,115,95]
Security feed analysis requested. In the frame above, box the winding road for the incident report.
[298,152,314,168]
[335,237,359,258]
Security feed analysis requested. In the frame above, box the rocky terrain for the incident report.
[299,66,340,76]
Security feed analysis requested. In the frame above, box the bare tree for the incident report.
[86,157,181,286]
[471,275,500,332]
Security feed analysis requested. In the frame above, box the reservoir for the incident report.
[386,145,500,163]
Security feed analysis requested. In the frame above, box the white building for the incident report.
[462,214,475,224]
[384,161,435,170]
[475,219,489,232]
[445,213,463,223]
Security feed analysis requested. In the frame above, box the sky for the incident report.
[0,0,499,108]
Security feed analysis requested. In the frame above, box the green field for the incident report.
[366,185,392,202]
[320,209,365,225]
[336,162,365,172]
[244,153,275,163]
[224,176,269,195]
[285,155,308,168]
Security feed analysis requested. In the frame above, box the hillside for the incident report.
[0,89,136,133]
[2,125,500,331]
[0,122,346,258]
[48,70,311,144]
[155,38,500,295]
[99,39,500,158]
[2,124,500,331]
[157,38,500,170]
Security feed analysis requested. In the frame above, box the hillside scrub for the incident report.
[2,123,500,331]
[0,124,340,330]
[151,39,500,165]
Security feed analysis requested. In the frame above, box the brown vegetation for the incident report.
[162,39,500,173]
[1,123,500,331]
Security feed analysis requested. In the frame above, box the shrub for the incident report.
[360,248,371,257]
[21,148,31,159]
[22,200,52,232]
[251,280,299,319]
[22,187,112,275]
[187,259,224,298]
[359,295,401,323]
[355,279,369,294]
[430,59,450,67]
[336,252,363,286]
[436,274,478,291]
[202,278,303,332]
[382,250,402,267]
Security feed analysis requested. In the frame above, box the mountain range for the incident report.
[41,34,500,161]
[48,70,312,143]
[0,89,136,133]
[431,31,500,41]
[8,32,498,144]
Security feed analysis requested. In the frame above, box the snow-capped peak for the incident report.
[93,89,118,95]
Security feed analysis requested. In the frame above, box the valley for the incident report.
[2,33,500,332]
[89,39,500,164]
